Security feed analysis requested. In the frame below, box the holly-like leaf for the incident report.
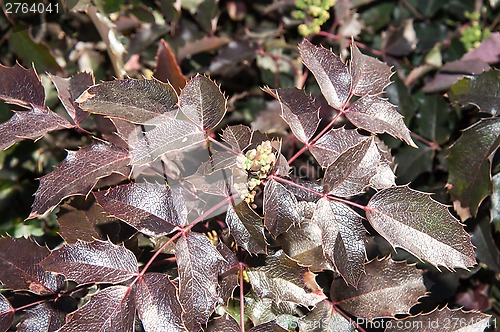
[449,69,500,116]
[310,127,367,167]
[273,88,320,144]
[225,201,267,255]
[129,117,205,165]
[385,307,492,331]
[175,232,226,331]
[40,240,138,284]
[77,78,178,124]
[298,39,351,110]
[331,258,425,319]
[245,290,298,326]
[31,142,130,217]
[135,273,186,332]
[154,39,187,94]
[221,125,253,152]
[278,201,334,272]
[16,303,65,332]
[49,72,95,125]
[249,321,288,332]
[446,117,500,220]
[179,75,226,131]
[0,293,14,332]
[94,182,184,237]
[215,242,239,304]
[0,63,45,109]
[247,250,326,307]
[57,286,135,332]
[263,179,301,238]
[350,42,392,96]
[0,107,73,150]
[57,200,113,243]
[298,300,356,332]
[313,198,365,286]
[366,186,476,269]
[0,237,64,295]
[345,95,416,147]
[205,313,240,332]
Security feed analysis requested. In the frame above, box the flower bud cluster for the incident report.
[234,141,276,204]
[293,0,336,36]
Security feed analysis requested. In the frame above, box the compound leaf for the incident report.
[313,198,365,286]
[345,96,416,147]
[449,69,500,116]
[49,72,94,125]
[0,237,64,295]
[154,39,187,94]
[77,78,178,124]
[57,286,134,332]
[31,142,130,217]
[0,107,73,150]
[298,300,356,332]
[366,186,476,269]
[135,273,186,332]
[247,250,326,307]
[331,258,425,319]
[179,75,226,131]
[0,294,13,332]
[298,39,351,110]
[263,179,301,238]
[175,232,226,331]
[385,307,492,331]
[40,240,138,284]
[16,303,65,332]
[350,42,392,96]
[273,87,320,144]
[225,201,267,255]
[129,117,205,165]
[0,63,45,109]
[446,117,500,220]
[94,182,184,237]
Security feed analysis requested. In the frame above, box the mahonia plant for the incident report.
[0,38,493,332]
[293,0,335,36]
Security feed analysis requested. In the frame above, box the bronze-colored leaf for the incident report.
[225,201,267,255]
[263,180,301,238]
[0,63,45,109]
[221,125,253,152]
[350,42,392,96]
[0,294,13,332]
[331,257,425,319]
[298,300,356,332]
[367,186,476,269]
[153,39,187,94]
[16,303,65,332]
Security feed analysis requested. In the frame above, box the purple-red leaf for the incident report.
[298,300,356,332]
[225,201,267,255]
[94,182,184,237]
[310,127,366,168]
[77,78,178,124]
[273,88,320,144]
[216,242,239,304]
[249,321,288,332]
[49,72,94,125]
[135,273,186,332]
[129,117,205,165]
[179,75,227,131]
[345,96,416,147]
[313,198,365,286]
[0,107,73,150]
[350,42,392,96]
[221,125,253,152]
[175,232,226,331]
[0,237,64,295]
[331,257,425,319]
[16,303,65,332]
[263,179,301,238]
[0,63,45,109]
[40,240,138,284]
[0,293,14,332]
[385,306,492,332]
[58,286,134,332]
[247,250,326,307]
[367,186,476,269]
[298,39,351,110]
[154,39,188,94]
[31,142,130,217]
[205,313,240,332]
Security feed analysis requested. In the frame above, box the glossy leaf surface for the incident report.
[0,294,13,332]
[41,240,138,284]
[225,201,267,255]
[350,42,392,96]
[0,63,45,109]
[263,180,301,238]
[16,303,65,332]
[298,300,356,332]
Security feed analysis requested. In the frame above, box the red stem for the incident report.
[239,262,246,332]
